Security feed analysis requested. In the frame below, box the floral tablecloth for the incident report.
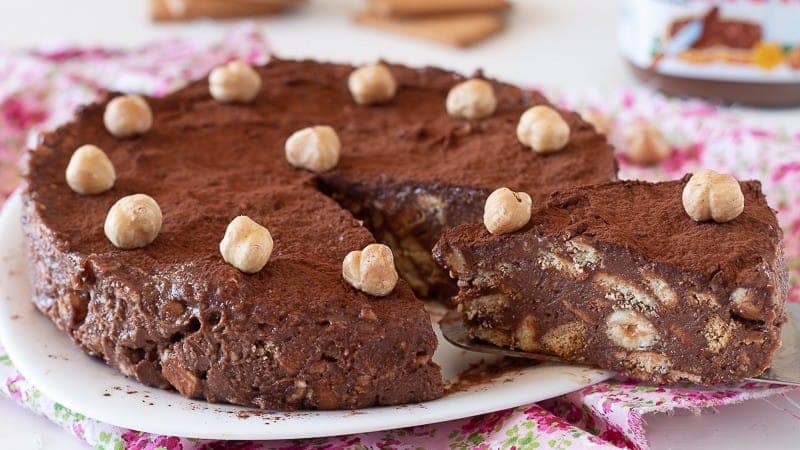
[1,25,798,450]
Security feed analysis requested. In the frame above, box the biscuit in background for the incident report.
[355,11,505,48]
[151,0,305,21]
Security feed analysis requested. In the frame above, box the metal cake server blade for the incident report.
[439,303,800,386]
[756,303,800,386]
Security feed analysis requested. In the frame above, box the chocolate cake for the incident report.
[21,59,617,409]
[434,178,787,385]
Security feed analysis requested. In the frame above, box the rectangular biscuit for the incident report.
[150,0,302,21]
[355,11,505,48]
[367,0,510,17]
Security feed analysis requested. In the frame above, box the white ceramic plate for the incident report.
[0,190,612,440]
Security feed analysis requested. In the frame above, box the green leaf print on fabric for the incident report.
[53,402,86,423]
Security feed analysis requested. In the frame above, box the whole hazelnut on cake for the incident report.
[348,63,397,105]
[65,144,116,195]
[516,105,570,153]
[625,122,671,165]
[483,187,532,235]
[682,169,744,223]
[285,125,341,172]
[580,109,614,136]
[209,60,262,103]
[342,243,399,296]
[103,95,153,138]
[104,194,163,249]
[219,216,274,273]
[446,79,497,120]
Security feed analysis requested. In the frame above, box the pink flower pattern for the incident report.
[0,24,799,450]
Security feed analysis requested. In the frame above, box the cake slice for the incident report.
[434,177,788,384]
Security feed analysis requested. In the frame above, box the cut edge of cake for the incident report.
[434,177,788,385]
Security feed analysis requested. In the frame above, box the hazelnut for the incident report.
[605,309,658,350]
[348,63,397,105]
[625,123,670,165]
[682,169,744,223]
[65,144,116,195]
[285,125,341,172]
[219,216,274,274]
[103,95,153,138]
[342,243,398,296]
[208,60,262,103]
[580,110,614,136]
[483,187,532,235]
[730,288,763,321]
[446,79,497,120]
[516,105,570,153]
[104,194,162,249]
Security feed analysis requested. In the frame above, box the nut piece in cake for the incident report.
[605,309,658,350]
[103,95,153,138]
[208,60,262,103]
[483,187,532,235]
[104,194,163,249]
[342,243,399,296]
[516,105,570,153]
[65,144,116,195]
[446,79,497,120]
[730,288,763,321]
[348,63,397,105]
[625,122,670,165]
[682,169,744,223]
[219,216,274,273]
[285,126,341,172]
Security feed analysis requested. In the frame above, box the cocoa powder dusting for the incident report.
[444,357,536,396]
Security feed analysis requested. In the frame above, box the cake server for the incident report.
[439,303,800,386]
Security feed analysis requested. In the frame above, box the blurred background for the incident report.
[0,0,628,89]
[3,0,798,112]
